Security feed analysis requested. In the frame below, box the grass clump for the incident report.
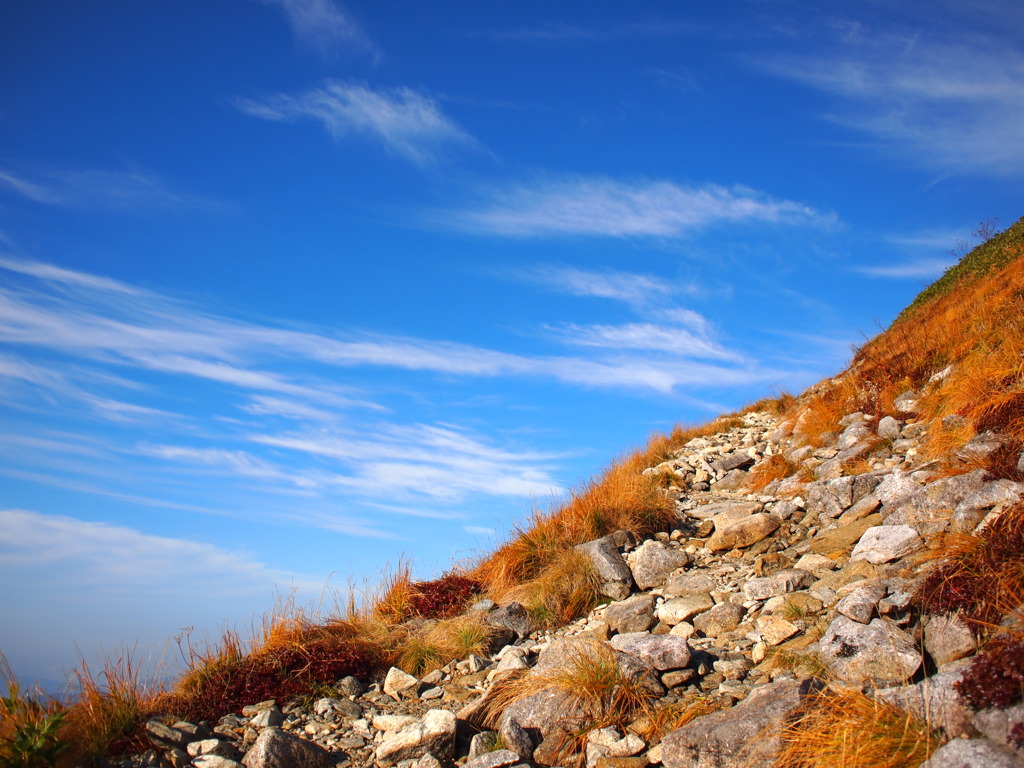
[0,656,69,768]
[746,454,798,491]
[775,687,942,768]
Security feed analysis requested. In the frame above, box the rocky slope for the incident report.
[120,390,1024,768]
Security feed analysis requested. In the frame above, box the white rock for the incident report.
[851,525,923,564]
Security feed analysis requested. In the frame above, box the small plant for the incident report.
[955,636,1024,711]
[409,574,481,619]
[0,662,69,768]
[916,502,1024,630]
[775,687,942,768]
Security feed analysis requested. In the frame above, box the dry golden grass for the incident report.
[775,688,942,768]
[630,696,720,743]
[396,614,494,675]
[746,454,799,491]
[482,639,660,766]
[503,547,603,628]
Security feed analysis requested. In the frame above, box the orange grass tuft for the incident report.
[746,453,799,491]
[775,687,942,768]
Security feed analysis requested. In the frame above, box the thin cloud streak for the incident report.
[441,176,828,237]
[509,264,677,307]
[0,166,219,212]
[263,0,378,60]
[236,81,475,166]
[757,28,1024,175]
[855,258,954,279]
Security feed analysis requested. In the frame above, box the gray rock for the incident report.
[464,749,523,768]
[374,710,457,767]
[755,616,799,646]
[819,616,921,686]
[972,702,1024,759]
[835,584,885,624]
[712,453,755,474]
[656,594,715,626]
[917,739,1024,768]
[383,667,420,698]
[248,707,283,729]
[687,501,762,521]
[874,471,921,505]
[925,614,977,666]
[714,469,749,491]
[486,602,535,639]
[894,390,920,414]
[414,753,442,768]
[957,431,1007,462]
[692,603,746,637]
[242,728,332,768]
[193,757,244,768]
[877,659,975,739]
[663,572,718,597]
[742,569,815,601]
[630,540,690,590]
[609,632,692,671]
[585,728,645,768]
[336,675,365,697]
[604,594,657,634]
[954,480,1024,519]
[707,513,781,552]
[188,740,238,759]
[660,678,809,768]
[146,720,193,751]
[882,470,988,525]
[877,416,902,440]
[575,536,635,601]
[850,524,923,564]
[467,732,500,760]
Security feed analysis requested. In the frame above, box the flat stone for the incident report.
[248,707,283,729]
[925,614,977,666]
[707,513,781,552]
[486,602,535,639]
[877,659,975,739]
[819,616,921,686]
[661,678,809,768]
[146,721,193,751]
[663,572,718,597]
[687,501,763,521]
[743,569,815,601]
[374,710,457,768]
[917,739,1024,768]
[188,740,238,759]
[464,749,522,768]
[835,584,886,624]
[630,540,691,590]
[692,603,746,637]
[756,616,800,646]
[604,594,657,634]
[882,470,988,525]
[851,525,923,564]
[194,757,244,768]
[656,594,715,626]
[242,728,332,768]
[609,632,692,671]
[383,668,420,698]
[973,702,1024,760]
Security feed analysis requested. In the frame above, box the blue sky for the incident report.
[1,0,1022,686]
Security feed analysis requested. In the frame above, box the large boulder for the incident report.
[818,616,920,686]
[242,729,333,768]
[850,525,923,564]
[374,710,457,767]
[486,602,535,639]
[609,632,692,671]
[924,614,977,666]
[604,594,657,634]
[661,679,810,768]
[707,513,781,552]
[882,470,988,525]
[917,739,1024,768]
[742,569,814,601]
[876,659,976,739]
[629,541,690,590]
[576,535,635,601]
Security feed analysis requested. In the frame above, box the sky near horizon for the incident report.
[1,0,1022,687]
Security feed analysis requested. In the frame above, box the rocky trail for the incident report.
[123,384,1024,768]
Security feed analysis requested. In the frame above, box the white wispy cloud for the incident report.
[0,508,316,593]
[236,81,475,166]
[0,166,218,212]
[549,322,741,361]
[509,264,678,306]
[855,258,955,279]
[441,176,827,237]
[263,0,377,59]
[757,27,1024,175]
[487,19,698,43]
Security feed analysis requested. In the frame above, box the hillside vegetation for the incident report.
[3,217,1024,768]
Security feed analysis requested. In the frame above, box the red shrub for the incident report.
[956,637,1024,710]
[410,574,481,619]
